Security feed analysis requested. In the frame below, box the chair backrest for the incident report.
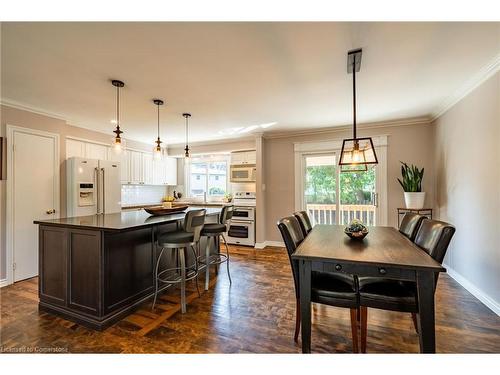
[399,212,425,241]
[219,205,234,225]
[183,209,206,242]
[277,216,305,297]
[414,218,456,264]
[293,211,313,237]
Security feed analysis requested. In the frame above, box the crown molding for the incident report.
[262,116,431,140]
[430,52,500,122]
[1,97,69,122]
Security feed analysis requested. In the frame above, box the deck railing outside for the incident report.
[306,204,376,226]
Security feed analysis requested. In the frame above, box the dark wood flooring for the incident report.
[1,246,499,353]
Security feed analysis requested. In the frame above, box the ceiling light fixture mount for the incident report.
[153,99,164,160]
[183,113,191,158]
[339,49,378,172]
[111,79,126,153]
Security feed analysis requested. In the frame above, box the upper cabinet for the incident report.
[231,150,256,165]
[65,138,177,186]
[85,143,108,160]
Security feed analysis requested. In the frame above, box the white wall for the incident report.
[433,71,500,314]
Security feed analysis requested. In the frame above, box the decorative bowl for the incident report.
[144,205,188,216]
[344,227,369,240]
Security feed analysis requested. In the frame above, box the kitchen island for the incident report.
[34,207,222,330]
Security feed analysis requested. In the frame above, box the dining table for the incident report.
[292,224,445,353]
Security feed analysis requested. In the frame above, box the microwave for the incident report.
[230,165,256,182]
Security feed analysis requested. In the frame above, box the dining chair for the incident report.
[357,218,456,352]
[399,212,425,241]
[277,216,360,352]
[293,211,313,237]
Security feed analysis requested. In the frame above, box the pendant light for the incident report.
[183,113,191,158]
[339,49,378,172]
[111,79,126,153]
[152,99,164,160]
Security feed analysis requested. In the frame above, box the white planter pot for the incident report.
[404,192,426,209]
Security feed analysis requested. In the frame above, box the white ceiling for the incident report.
[1,22,499,145]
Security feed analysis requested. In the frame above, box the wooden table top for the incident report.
[292,225,445,271]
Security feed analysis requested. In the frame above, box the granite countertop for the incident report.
[34,206,222,232]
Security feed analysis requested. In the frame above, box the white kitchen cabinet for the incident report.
[231,150,256,165]
[142,153,154,184]
[85,142,108,160]
[152,158,165,185]
[129,150,143,184]
[165,157,178,185]
[66,139,86,158]
[119,150,130,183]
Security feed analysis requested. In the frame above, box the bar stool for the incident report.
[199,205,233,290]
[152,209,206,313]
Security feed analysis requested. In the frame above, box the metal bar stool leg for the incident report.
[221,234,232,285]
[191,245,201,297]
[179,247,187,313]
[205,237,211,290]
[152,247,165,310]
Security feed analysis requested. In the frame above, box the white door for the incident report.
[66,139,86,158]
[8,126,59,282]
[301,152,381,226]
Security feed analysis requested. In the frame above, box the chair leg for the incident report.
[221,234,232,285]
[411,312,419,334]
[350,308,359,353]
[360,306,368,353]
[179,248,187,313]
[152,247,164,310]
[294,298,301,342]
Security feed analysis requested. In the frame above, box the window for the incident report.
[187,158,228,198]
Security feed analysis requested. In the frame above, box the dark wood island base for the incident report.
[35,207,221,330]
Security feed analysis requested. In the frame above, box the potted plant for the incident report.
[397,162,425,209]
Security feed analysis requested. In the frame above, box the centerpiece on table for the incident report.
[344,219,369,240]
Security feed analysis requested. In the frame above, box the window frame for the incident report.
[185,155,230,199]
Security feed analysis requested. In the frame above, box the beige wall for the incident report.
[433,72,500,310]
[0,104,152,280]
[264,121,436,242]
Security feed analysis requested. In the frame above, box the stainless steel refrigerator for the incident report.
[66,157,121,217]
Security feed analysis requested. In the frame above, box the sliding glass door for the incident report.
[302,152,378,226]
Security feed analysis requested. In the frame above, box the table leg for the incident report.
[299,259,312,353]
[416,270,436,353]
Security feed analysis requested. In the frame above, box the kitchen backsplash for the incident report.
[121,185,168,206]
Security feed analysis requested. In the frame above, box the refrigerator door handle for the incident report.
[95,167,100,214]
[101,167,105,214]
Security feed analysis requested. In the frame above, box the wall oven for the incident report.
[230,165,256,182]
[226,206,255,246]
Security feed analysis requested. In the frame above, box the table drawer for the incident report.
[312,261,416,281]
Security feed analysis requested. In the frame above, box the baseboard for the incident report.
[254,240,285,249]
[0,279,11,288]
[444,263,500,316]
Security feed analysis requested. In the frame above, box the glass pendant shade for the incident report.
[339,137,378,172]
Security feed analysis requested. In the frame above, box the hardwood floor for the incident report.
[1,246,499,353]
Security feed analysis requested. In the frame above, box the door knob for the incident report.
[46,209,56,214]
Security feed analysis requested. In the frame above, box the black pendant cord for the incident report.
[116,85,120,132]
[157,103,160,141]
[352,54,356,140]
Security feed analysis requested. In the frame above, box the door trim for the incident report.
[6,125,60,285]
